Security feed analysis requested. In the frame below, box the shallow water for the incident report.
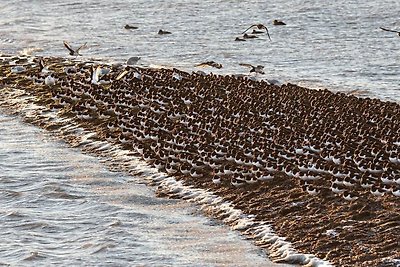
[0,0,399,101]
[0,113,286,266]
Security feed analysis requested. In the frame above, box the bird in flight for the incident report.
[242,24,271,41]
[380,27,400,36]
[239,63,265,74]
[63,41,87,56]
[195,61,223,69]
[38,58,50,73]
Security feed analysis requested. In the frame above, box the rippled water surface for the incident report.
[0,113,286,266]
[0,0,399,101]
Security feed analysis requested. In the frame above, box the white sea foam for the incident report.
[18,47,43,56]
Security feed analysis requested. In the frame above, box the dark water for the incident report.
[0,0,399,101]
[0,113,284,266]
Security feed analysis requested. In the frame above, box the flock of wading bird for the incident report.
[2,32,400,204]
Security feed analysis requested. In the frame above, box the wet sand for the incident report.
[0,55,399,267]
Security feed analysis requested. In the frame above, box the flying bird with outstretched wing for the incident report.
[242,24,271,41]
[63,41,87,56]
[239,63,265,74]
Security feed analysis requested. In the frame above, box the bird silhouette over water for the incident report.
[124,24,138,30]
[380,27,400,37]
[239,63,265,74]
[243,33,258,39]
[63,41,87,56]
[235,37,246,41]
[251,29,265,34]
[195,61,222,69]
[158,29,172,35]
[273,20,286,26]
[242,24,271,41]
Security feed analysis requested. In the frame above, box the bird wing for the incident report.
[265,27,271,41]
[63,41,75,54]
[39,59,45,72]
[242,24,256,34]
[380,27,400,33]
[239,63,254,68]
[196,61,221,68]
[95,66,102,81]
[195,62,208,67]
[76,42,87,55]
[116,70,129,81]
[90,66,99,84]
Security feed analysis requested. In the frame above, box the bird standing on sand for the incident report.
[343,191,358,201]
[242,24,271,41]
[63,41,87,56]
[44,75,55,86]
[380,27,400,37]
[10,66,26,73]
